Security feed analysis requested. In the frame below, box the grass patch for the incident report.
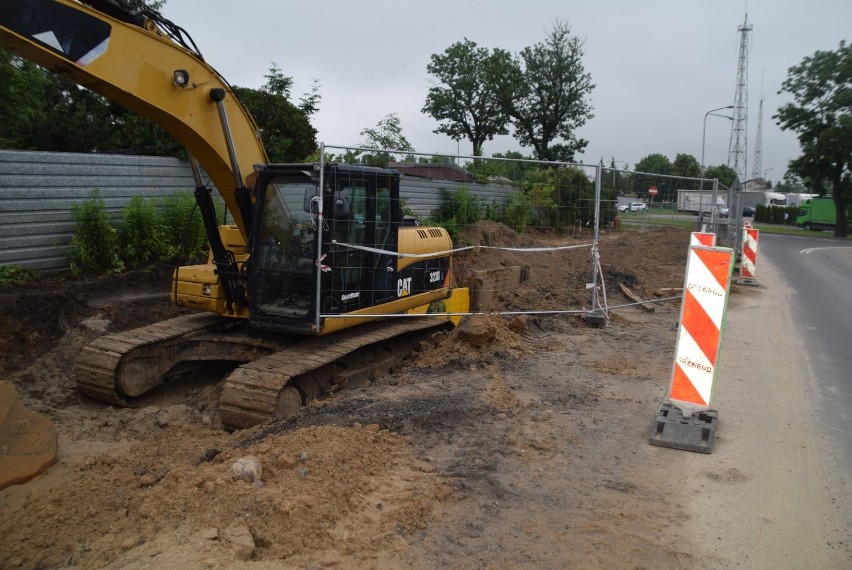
[750,224,848,239]
[0,265,36,287]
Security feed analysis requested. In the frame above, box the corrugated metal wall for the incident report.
[0,150,516,271]
[398,176,515,219]
[0,150,203,270]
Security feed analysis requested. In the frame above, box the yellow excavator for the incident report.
[0,0,469,428]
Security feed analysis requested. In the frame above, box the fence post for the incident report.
[584,164,608,327]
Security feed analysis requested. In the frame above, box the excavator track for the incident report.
[74,312,450,429]
[219,318,448,429]
[74,313,278,405]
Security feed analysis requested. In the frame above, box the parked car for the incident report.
[618,202,646,213]
[742,206,755,217]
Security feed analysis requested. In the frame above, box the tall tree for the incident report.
[633,153,674,200]
[353,113,414,167]
[0,49,119,152]
[703,164,737,188]
[232,64,318,162]
[359,113,414,152]
[774,41,851,237]
[1,49,316,160]
[232,86,317,163]
[634,153,672,175]
[502,20,595,162]
[422,39,516,157]
[672,153,701,179]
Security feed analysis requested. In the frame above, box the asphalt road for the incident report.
[757,232,852,469]
[680,231,851,566]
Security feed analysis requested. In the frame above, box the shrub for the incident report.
[68,190,123,276]
[117,195,165,267]
[504,191,534,232]
[430,185,483,239]
[159,192,213,263]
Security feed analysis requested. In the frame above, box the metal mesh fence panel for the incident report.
[320,145,606,318]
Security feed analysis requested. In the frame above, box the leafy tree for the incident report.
[262,63,294,98]
[774,41,851,237]
[356,113,414,167]
[464,150,536,182]
[360,113,414,151]
[2,48,316,161]
[232,85,316,162]
[672,153,701,179]
[703,164,737,188]
[230,64,318,163]
[603,157,630,196]
[104,102,183,155]
[502,20,595,162]
[632,153,674,200]
[299,79,322,117]
[504,191,534,232]
[0,49,55,149]
[0,49,119,152]
[422,39,515,156]
[634,153,672,176]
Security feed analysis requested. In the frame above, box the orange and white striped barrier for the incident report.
[690,231,716,247]
[739,227,759,284]
[649,245,734,453]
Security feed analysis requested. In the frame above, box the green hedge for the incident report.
[754,204,799,225]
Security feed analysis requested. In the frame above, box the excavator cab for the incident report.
[249,164,409,334]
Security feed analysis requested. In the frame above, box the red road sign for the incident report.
[648,186,658,197]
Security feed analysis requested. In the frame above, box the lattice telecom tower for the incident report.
[751,87,764,181]
[728,13,752,185]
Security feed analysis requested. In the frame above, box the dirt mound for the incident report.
[0,265,185,378]
[451,222,688,322]
[1,423,447,569]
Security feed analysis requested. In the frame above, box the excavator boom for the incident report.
[0,0,267,237]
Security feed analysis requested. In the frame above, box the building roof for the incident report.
[388,162,476,182]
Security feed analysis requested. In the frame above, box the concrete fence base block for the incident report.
[648,402,718,454]
[583,309,609,328]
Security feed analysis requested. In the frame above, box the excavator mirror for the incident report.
[303,186,320,214]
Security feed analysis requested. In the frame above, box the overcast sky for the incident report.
[162,0,851,183]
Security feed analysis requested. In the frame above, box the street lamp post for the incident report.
[700,105,735,191]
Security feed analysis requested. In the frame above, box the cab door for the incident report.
[321,168,400,314]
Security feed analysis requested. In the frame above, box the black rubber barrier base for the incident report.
[649,403,718,453]
[735,277,759,287]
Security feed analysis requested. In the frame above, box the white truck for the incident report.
[676,190,727,215]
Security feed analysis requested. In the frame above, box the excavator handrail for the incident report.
[0,0,268,237]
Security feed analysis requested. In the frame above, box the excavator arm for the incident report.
[0,0,268,239]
